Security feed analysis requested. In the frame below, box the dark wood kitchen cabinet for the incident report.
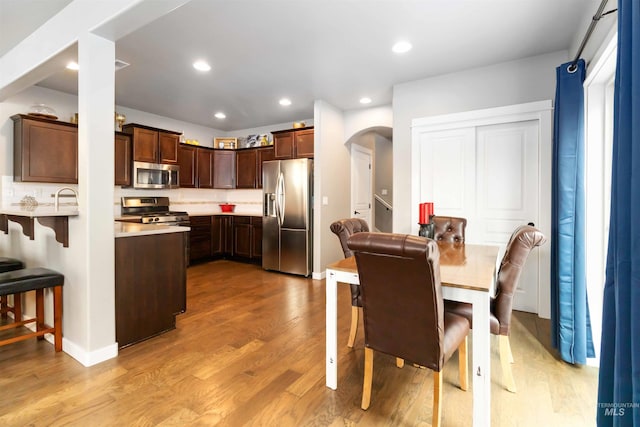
[235,146,275,189]
[213,150,235,189]
[212,215,234,257]
[178,144,197,188]
[235,149,257,188]
[115,231,187,348]
[197,147,214,188]
[11,114,78,184]
[189,215,213,262]
[272,126,314,160]
[232,216,262,261]
[233,216,252,258]
[256,146,275,188]
[114,132,132,186]
[178,144,214,189]
[122,123,180,165]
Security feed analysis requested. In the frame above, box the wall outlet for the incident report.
[322,196,329,205]
[381,189,388,195]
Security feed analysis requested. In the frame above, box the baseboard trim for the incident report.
[63,339,119,367]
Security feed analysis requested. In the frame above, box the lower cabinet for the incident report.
[190,215,262,264]
[189,216,213,261]
[115,231,187,348]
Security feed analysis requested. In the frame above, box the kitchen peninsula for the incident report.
[115,222,189,348]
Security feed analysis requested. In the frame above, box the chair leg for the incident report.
[347,306,361,348]
[499,335,517,393]
[458,336,469,391]
[361,347,374,410]
[433,370,443,427]
[53,285,63,352]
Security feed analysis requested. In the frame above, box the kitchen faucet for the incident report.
[54,187,78,211]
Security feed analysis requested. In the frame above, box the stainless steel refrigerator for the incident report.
[262,158,313,276]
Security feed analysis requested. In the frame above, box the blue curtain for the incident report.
[597,0,640,424]
[551,58,595,365]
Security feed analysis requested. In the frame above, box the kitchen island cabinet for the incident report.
[115,226,187,348]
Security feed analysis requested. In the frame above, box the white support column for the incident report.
[69,32,117,364]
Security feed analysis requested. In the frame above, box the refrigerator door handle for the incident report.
[276,172,285,227]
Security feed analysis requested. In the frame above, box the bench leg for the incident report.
[36,289,45,340]
[0,295,6,318]
[54,285,63,352]
[14,294,21,322]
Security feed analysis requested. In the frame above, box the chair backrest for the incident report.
[329,218,369,258]
[493,225,547,334]
[347,232,447,371]
[432,216,467,243]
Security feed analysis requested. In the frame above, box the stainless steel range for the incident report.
[120,197,190,226]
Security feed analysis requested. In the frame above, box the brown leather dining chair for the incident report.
[432,216,467,243]
[329,218,369,348]
[347,232,470,427]
[445,224,547,393]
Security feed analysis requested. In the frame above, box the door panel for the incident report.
[280,159,309,230]
[418,128,475,221]
[280,228,309,276]
[262,216,279,271]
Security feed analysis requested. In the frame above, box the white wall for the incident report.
[344,105,392,142]
[392,50,568,234]
[313,100,350,278]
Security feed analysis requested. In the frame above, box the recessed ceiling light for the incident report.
[360,97,372,104]
[279,98,292,106]
[392,41,412,54]
[66,61,79,71]
[214,112,226,119]
[193,60,211,72]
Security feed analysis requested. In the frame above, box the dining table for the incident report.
[325,241,500,427]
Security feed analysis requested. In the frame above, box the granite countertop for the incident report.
[115,222,190,238]
[0,205,79,217]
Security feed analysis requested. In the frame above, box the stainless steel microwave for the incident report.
[133,161,179,189]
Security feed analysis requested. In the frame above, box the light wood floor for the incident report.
[0,260,599,426]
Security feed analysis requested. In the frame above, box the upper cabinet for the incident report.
[114,132,132,186]
[272,126,314,160]
[235,149,257,189]
[122,123,180,165]
[178,144,197,188]
[213,150,235,189]
[178,144,215,188]
[11,114,78,184]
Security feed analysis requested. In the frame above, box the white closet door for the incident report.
[475,120,540,312]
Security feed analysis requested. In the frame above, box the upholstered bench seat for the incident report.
[0,257,24,273]
[0,257,25,320]
[0,268,64,351]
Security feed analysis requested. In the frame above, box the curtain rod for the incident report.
[569,0,617,71]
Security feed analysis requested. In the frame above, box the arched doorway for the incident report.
[345,126,392,232]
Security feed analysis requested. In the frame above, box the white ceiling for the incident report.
[1,0,600,131]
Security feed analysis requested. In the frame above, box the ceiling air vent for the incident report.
[115,59,130,71]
